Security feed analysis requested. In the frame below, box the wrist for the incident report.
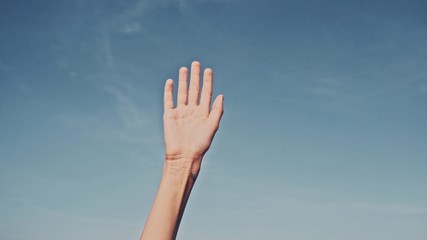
[164,156,203,178]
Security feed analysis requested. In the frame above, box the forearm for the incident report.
[140,158,201,240]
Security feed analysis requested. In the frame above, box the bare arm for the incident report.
[140,61,224,240]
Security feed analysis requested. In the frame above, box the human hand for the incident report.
[163,61,224,162]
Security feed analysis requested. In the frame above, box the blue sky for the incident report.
[1,0,427,239]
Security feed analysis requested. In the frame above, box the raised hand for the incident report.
[163,61,224,161]
[141,61,224,240]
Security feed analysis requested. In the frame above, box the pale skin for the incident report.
[140,61,224,240]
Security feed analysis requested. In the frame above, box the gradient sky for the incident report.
[1,0,427,239]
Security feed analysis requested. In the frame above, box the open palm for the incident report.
[163,61,224,161]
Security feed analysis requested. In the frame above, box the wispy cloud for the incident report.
[3,202,139,240]
[346,202,427,215]
[59,21,161,149]
[278,194,427,216]
[110,0,154,35]
[219,183,427,217]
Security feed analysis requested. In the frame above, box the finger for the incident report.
[199,68,213,115]
[188,61,201,105]
[164,79,174,111]
[208,95,224,129]
[177,67,188,106]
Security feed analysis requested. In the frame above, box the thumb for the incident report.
[208,94,224,128]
